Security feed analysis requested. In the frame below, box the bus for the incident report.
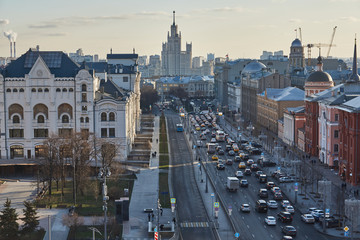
[215,130,225,142]
[176,124,184,132]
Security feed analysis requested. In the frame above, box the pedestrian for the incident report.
[148,213,151,222]
[160,208,163,216]
[152,213,155,221]
[173,217,176,224]
[156,138,158,143]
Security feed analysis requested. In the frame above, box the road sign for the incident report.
[325,208,330,218]
[235,233,240,238]
[344,226,349,232]
[345,231,349,237]
[211,193,215,198]
[277,167,281,171]
[171,198,176,204]
[294,182,298,191]
[214,202,219,208]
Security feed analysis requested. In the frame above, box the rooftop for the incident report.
[261,87,305,101]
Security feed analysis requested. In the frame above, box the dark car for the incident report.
[228,150,235,156]
[251,164,259,171]
[261,160,277,167]
[320,217,343,228]
[258,189,268,198]
[241,153,250,161]
[218,149,225,155]
[216,163,225,170]
[255,171,264,178]
[278,211,293,223]
[250,148,262,155]
[240,179,249,187]
[255,199,268,213]
[252,143,263,148]
[281,225,296,236]
[234,156,241,162]
[244,168,252,176]
[225,145,232,151]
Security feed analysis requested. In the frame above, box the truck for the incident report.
[227,177,239,192]
[207,143,217,154]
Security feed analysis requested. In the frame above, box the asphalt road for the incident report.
[192,116,339,240]
[166,111,216,240]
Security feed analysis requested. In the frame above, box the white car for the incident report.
[235,171,243,178]
[281,200,290,208]
[301,214,315,223]
[285,205,295,214]
[311,210,324,219]
[210,138,216,143]
[267,200,278,209]
[264,216,276,226]
[308,207,317,213]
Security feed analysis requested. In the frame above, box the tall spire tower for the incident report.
[173,10,175,25]
[347,36,360,83]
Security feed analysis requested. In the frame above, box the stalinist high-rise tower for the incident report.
[161,11,192,76]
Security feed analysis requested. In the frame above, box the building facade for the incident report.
[282,106,305,147]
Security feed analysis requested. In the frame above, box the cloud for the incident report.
[28,24,58,29]
[271,0,287,2]
[329,0,360,2]
[191,7,246,14]
[289,18,302,23]
[340,16,360,22]
[0,19,9,25]
[43,32,67,37]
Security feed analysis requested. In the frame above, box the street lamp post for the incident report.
[98,167,111,240]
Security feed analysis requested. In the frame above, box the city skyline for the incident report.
[1,0,360,60]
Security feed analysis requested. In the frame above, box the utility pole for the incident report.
[98,167,111,240]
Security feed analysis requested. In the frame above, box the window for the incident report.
[101,112,107,121]
[62,88,67,92]
[9,129,24,138]
[10,145,24,159]
[82,84,87,92]
[334,130,339,138]
[335,114,339,122]
[109,128,115,137]
[35,145,45,158]
[123,76,128,82]
[81,93,87,102]
[101,128,107,138]
[109,112,115,121]
[58,128,72,137]
[85,117,89,123]
[37,115,45,123]
[12,115,20,124]
[62,115,69,123]
[44,88,49,92]
[19,88,24,92]
[82,106,87,111]
[13,89,18,92]
[32,88,36,92]
[34,129,48,138]
[80,117,84,123]
[69,88,73,92]
[334,144,339,152]
[38,88,43,92]
[6,88,11,92]
[56,88,61,92]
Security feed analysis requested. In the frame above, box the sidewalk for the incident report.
[42,209,69,240]
[222,117,360,239]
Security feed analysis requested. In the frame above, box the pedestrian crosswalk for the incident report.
[180,222,209,228]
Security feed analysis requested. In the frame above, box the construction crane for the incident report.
[298,27,303,43]
[326,26,337,58]
[306,43,337,66]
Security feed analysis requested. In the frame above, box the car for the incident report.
[235,171,243,178]
[281,200,291,208]
[278,212,293,223]
[274,192,284,200]
[210,138,216,143]
[264,216,276,226]
[311,210,324,220]
[244,168,252,176]
[251,164,259,171]
[259,174,267,183]
[255,171,264,178]
[320,217,343,228]
[226,159,233,165]
[301,214,315,223]
[281,225,296,236]
[266,182,275,190]
[250,148,262,155]
[228,150,235,156]
[211,132,216,138]
[238,162,246,169]
[242,154,250,161]
[279,177,293,183]
[218,149,225,155]
[255,199,268,213]
[225,145,232,151]
[281,236,293,240]
[240,179,249,187]
[216,146,222,151]
[200,134,207,140]
[216,163,225,170]
[258,189,268,198]
[246,159,254,166]
[234,156,241,162]
[267,200,278,209]
[212,155,219,161]
[285,205,295,214]
[240,204,250,212]
[272,187,281,194]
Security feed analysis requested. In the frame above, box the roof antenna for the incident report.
[295,29,297,39]
[173,11,175,25]
[133,48,135,54]
[110,48,112,54]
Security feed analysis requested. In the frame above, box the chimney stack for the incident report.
[13,42,16,58]
[10,42,12,58]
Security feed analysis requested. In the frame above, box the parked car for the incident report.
[264,216,276,226]
[301,214,315,223]
[320,217,343,228]
[281,226,297,236]
[240,204,250,212]
[311,210,324,220]
[278,212,293,223]
[240,179,249,187]
[279,177,293,183]
[235,171,244,178]
[267,200,278,209]
[250,148,262,155]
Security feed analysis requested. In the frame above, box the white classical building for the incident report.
[0,49,140,163]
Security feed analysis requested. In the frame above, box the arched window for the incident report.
[33,104,49,119]
[31,88,36,92]
[69,88,74,92]
[13,115,20,124]
[80,117,84,123]
[62,88,67,92]
[101,112,107,122]
[62,115,69,123]
[6,88,11,92]
[56,88,61,92]
[19,88,24,92]
[37,115,45,123]
[44,88,49,92]
[82,84,87,92]
[38,88,43,92]
[13,89,18,93]
[85,117,89,123]
[109,112,115,121]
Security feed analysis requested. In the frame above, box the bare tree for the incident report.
[62,213,84,239]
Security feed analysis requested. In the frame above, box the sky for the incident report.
[0,0,360,60]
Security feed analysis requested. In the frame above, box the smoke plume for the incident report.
[3,30,17,42]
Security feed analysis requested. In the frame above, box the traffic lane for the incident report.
[167,114,216,240]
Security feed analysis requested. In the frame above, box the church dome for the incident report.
[242,61,267,74]
[291,38,302,47]
[306,71,333,83]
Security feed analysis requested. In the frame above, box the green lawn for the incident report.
[159,155,169,169]
[67,224,122,240]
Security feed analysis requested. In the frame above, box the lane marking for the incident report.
[247,225,250,229]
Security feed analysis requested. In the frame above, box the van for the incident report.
[255,199,268,213]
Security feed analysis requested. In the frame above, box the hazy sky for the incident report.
[1,0,359,60]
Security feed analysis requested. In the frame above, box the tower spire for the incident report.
[173,11,175,25]
[347,35,360,82]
